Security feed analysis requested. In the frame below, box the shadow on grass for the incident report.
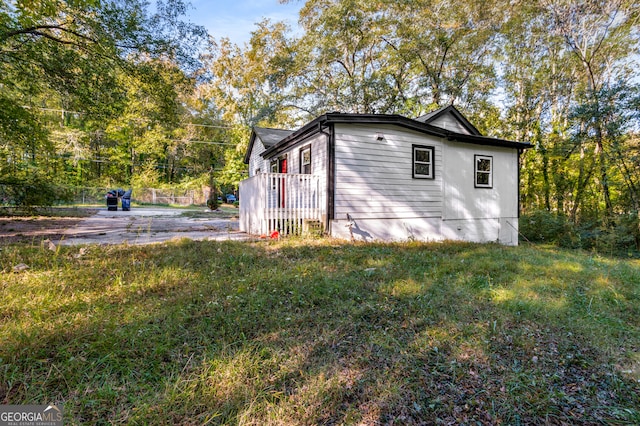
[1,240,639,424]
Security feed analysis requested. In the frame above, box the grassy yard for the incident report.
[1,239,639,424]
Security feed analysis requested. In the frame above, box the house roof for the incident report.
[246,112,532,163]
[415,105,482,136]
[243,127,295,164]
[255,127,295,146]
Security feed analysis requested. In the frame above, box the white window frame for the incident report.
[300,145,311,174]
[413,145,435,179]
[474,155,493,188]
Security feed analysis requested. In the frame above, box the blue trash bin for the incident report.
[121,189,132,211]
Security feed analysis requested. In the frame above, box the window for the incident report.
[475,155,493,188]
[270,160,278,173]
[413,145,435,179]
[300,145,311,174]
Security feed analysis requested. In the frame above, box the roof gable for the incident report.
[415,105,482,136]
[243,127,294,164]
[254,127,294,146]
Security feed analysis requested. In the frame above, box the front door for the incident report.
[279,156,287,207]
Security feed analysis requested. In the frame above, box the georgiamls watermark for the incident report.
[0,405,63,426]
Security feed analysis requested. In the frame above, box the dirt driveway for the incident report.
[1,207,250,246]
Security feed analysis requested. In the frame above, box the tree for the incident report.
[385,0,507,112]
[202,19,301,127]
[293,0,405,114]
[500,1,576,213]
[500,0,640,225]
[0,0,205,194]
[546,0,640,221]
[569,82,640,215]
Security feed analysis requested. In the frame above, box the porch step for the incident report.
[303,219,323,236]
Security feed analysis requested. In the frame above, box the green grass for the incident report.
[0,206,97,218]
[1,239,639,424]
[179,205,239,219]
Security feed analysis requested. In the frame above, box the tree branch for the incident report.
[2,24,98,44]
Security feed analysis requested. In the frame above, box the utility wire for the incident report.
[23,106,237,129]
[183,123,234,129]
[170,140,235,145]
[51,155,232,171]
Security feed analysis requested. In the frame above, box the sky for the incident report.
[184,0,303,45]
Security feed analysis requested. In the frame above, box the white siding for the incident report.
[442,143,518,220]
[248,138,267,177]
[429,114,472,134]
[330,124,520,245]
[441,143,519,244]
[333,124,443,222]
[332,217,443,242]
[282,133,327,177]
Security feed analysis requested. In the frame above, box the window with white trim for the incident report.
[413,145,434,179]
[300,145,311,174]
[270,160,278,190]
[475,155,493,188]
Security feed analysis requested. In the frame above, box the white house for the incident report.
[239,106,532,245]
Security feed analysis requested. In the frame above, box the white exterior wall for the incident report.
[330,124,520,245]
[441,143,519,245]
[331,124,445,242]
[248,139,268,177]
[283,133,327,177]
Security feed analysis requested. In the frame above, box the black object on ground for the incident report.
[106,190,118,211]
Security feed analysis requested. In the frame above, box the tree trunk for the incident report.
[570,145,588,222]
[596,137,614,222]
[541,146,551,211]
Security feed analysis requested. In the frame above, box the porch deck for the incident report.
[239,173,323,236]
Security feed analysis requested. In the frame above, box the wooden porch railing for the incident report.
[239,173,322,236]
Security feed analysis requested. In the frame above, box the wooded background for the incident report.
[1,0,639,250]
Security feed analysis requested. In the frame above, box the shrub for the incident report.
[521,210,640,256]
[519,210,577,246]
[0,176,73,210]
[587,214,640,255]
[206,196,219,211]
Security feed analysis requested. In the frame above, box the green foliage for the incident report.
[1,240,639,423]
[521,210,640,255]
[579,214,640,255]
[520,210,575,245]
[0,175,73,209]
[0,0,209,205]
[506,0,640,225]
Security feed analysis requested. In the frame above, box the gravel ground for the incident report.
[1,207,251,246]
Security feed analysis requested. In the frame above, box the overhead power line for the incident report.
[184,123,235,129]
[51,155,231,171]
[23,106,237,130]
[168,139,237,145]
